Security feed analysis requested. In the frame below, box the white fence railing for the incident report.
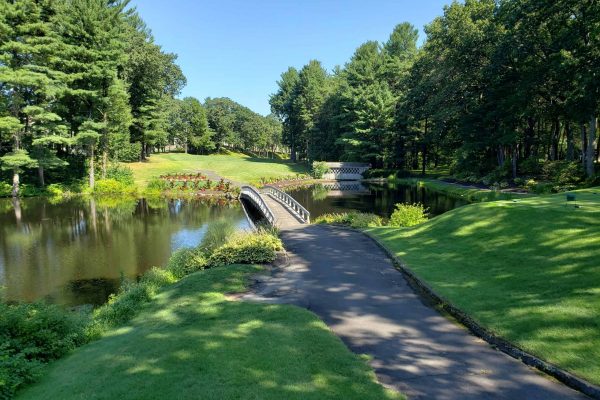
[239,185,276,226]
[262,185,310,224]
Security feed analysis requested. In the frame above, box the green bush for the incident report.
[113,142,141,162]
[0,182,11,197]
[314,212,383,229]
[106,164,135,185]
[388,203,428,227]
[93,179,137,196]
[166,248,208,279]
[208,231,283,267]
[90,281,155,334]
[144,178,168,195]
[311,161,330,179]
[45,183,65,197]
[541,160,584,187]
[519,157,542,175]
[0,302,88,398]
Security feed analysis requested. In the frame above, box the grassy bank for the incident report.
[17,265,402,400]
[367,188,600,385]
[127,152,308,186]
[391,177,523,202]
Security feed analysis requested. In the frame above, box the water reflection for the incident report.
[0,197,249,306]
[287,181,468,219]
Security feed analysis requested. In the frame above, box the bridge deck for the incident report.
[262,194,304,229]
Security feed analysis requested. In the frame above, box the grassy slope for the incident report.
[127,152,308,185]
[18,265,402,400]
[367,188,600,385]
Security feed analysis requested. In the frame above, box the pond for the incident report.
[0,197,250,306]
[285,181,468,219]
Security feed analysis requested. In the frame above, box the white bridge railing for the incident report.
[239,185,275,226]
[262,185,310,224]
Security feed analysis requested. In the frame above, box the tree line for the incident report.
[270,0,599,184]
[0,0,283,197]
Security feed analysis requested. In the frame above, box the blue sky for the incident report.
[129,0,452,115]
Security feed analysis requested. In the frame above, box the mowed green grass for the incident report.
[127,152,308,185]
[368,187,600,385]
[18,265,402,400]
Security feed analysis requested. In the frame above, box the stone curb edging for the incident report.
[338,225,599,400]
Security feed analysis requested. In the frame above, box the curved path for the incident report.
[245,224,588,399]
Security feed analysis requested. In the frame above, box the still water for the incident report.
[286,181,468,219]
[0,197,249,306]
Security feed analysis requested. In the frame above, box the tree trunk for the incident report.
[102,112,108,179]
[497,146,505,167]
[511,144,518,179]
[565,122,574,161]
[550,118,559,161]
[524,117,535,159]
[38,166,45,188]
[586,116,597,177]
[421,144,427,176]
[581,123,587,170]
[89,146,95,189]
[101,151,108,179]
[11,170,19,198]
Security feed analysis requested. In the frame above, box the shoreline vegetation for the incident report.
[4,228,403,400]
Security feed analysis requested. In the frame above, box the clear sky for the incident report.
[129,0,452,115]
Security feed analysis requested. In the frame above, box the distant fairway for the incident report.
[127,152,308,186]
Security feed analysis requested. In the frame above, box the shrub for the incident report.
[145,178,168,195]
[93,179,136,196]
[314,212,383,229]
[91,281,155,333]
[166,247,208,279]
[541,160,584,187]
[311,161,330,179]
[208,231,283,267]
[0,182,11,197]
[388,203,428,227]
[519,157,542,175]
[0,302,88,398]
[46,183,65,197]
[113,142,141,162]
[106,164,135,185]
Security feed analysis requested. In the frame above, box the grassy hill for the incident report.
[18,265,402,400]
[127,152,308,186]
[368,188,600,385]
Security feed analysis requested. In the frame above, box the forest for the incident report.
[270,0,599,187]
[2,0,599,197]
[0,0,282,197]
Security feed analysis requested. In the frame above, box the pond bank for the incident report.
[245,224,586,399]
[367,187,600,394]
[16,265,402,400]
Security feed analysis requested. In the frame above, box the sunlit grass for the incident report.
[367,187,600,385]
[18,265,402,400]
[127,152,308,186]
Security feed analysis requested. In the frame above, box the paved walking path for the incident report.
[244,224,588,399]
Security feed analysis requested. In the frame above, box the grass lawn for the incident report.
[367,187,600,385]
[18,265,402,400]
[127,152,308,186]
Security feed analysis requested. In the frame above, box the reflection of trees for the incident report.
[0,197,246,306]
[311,184,329,201]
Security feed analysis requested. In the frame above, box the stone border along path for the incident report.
[242,224,589,400]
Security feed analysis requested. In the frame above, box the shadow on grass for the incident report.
[17,265,401,400]
[369,189,600,385]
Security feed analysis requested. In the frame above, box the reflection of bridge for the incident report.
[318,181,369,196]
[240,185,310,229]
